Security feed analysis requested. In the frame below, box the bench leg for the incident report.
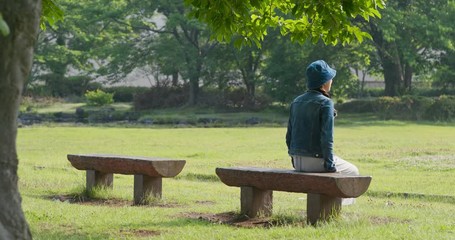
[240,186,273,218]
[86,170,113,190]
[134,175,162,204]
[307,193,341,225]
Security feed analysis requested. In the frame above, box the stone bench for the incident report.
[216,167,372,225]
[67,154,186,204]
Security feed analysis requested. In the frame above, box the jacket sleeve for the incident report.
[286,117,292,150]
[320,100,336,172]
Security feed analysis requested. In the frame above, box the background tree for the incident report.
[262,33,308,103]
[230,42,266,107]
[262,36,372,103]
[157,0,219,105]
[432,1,455,90]
[32,0,149,96]
[365,0,455,96]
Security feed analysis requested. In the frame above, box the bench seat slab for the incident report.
[216,167,371,198]
[68,154,186,177]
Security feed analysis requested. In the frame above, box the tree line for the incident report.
[30,0,455,108]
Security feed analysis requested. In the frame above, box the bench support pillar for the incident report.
[307,193,341,225]
[134,175,162,204]
[86,170,113,190]
[240,186,273,217]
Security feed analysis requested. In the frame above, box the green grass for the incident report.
[17,121,455,239]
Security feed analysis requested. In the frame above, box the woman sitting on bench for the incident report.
[285,60,359,205]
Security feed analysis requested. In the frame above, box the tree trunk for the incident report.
[188,77,199,106]
[382,55,403,96]
[187,57,202,106]
[369,23,405,97]
[0,1,41,239]
[403,63,413,92]
[245,81,256,107]
[171,71,178,86]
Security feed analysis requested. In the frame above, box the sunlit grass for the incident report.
[17,122,455,239]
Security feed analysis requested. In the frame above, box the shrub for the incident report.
[85,89,114,106]
[358,88,384,98]
[336,99,376,113]
[374,96,436,121]
[222,88,271,110]
[104,86,149,102]
[400,95,435,121]
[133,86,188,110]
[374,96,402,120]
[29,74,101,98]
[424,95,455,121]
[337,95,455,121]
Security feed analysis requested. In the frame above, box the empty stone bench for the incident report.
[67,154,186,204]
[216,167,372,225]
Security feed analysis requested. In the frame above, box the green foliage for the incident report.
[336,99,376,113]
[426,95,455,121]
[2,0,63,37]
[0,13,10,36]
[103,86,149,103]
[186,0,385,47]
[19,97,64,113]
[33,0,455,106]
[365,0,455,95]
[373,96,438,121]
[85,89,114,106]
[28,74,100,98]
[374,96,403,120]
[134,86,188,110]
[434,49,455,89]
[134,86,271,110]
[41,0,64,30]
[400,95,435,121]
[338,95,455,122]
[262,34,307,103]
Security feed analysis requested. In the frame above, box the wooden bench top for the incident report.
[67,154,186,177]
[216,167,372,198]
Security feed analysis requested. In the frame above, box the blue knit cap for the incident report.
[306,60,336,89]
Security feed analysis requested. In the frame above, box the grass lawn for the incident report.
[17,120,455,239]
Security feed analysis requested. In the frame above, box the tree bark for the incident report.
[0,1,41,239]
[381,53,403,96]
[403,63,413,92]
[369,22,405,97]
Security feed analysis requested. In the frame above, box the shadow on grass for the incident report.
[366,191,455,204]
[32,230,110,240]
[34,222,162,239]
[42,186,183,208]
[175,173,220,182]
[336,113,455,128]
[181,211,308,228]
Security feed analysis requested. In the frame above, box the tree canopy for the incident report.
[185,0,385,47]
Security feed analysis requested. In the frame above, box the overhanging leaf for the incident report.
[40,0,64,30]
[0,13,10,36]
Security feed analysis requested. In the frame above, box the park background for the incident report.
[11,0,455,239]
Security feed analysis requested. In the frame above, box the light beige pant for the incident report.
[291,155,359,175]
[291,155,359,205]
